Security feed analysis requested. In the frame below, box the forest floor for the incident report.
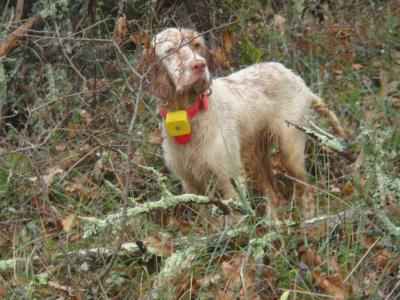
[0,1,399,299]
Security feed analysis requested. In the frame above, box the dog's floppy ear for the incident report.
[130,45,171,101]
[207,47,231,72]
[205,48,217,73]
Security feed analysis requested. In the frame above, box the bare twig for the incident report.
[0,113,69,157]
[385,279,400,300]
[54,22,86,85]
[343,238,379,283]
[97,69,144,282]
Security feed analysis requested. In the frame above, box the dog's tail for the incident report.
[310,95,347,138]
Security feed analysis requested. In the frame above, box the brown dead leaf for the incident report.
[220,255,261,298]
[362,271,380,296]
[216,290,235,300]
[86,78,110,93]
[273,14,286,34]
[0,234,8,247]
[65,182,90,199]
[333,69,343,80]
[148,129,162,145]
[143,236,174,257]
[131,32,142,46]
[362,236,377,248]
[29,167,64,186]
[131,31,150,49]
[69,233,81,243]
[0,278,6,298]
[342,182,356,196]
[363,109,372,119]
[351,64,363,71]
[299,247,322,267]
[222,260,242,289]
[200,274,221,288]
[106,63,121,77]
[372,60,383,69]
[67,123,83,138]
[341,49,356,64]
[55,144,67,152]
[374,249,394,269]
[0,17,37,57]
[222,29,235,56]
[210,47,230,70]
[19,84,30,93]
[61,213,75,233]
[48,280,74,296]
[313,270,346,300]
[391,97,400,108]
[326,256,341,275]
[330,185,341,193]
[112,16,128,46]
[395,51,400,65]
[239,264,260,300]
[80,109,93,126]
[328,25,351,47]
[133,150,146,165]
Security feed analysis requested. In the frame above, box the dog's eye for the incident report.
[165,47,176,54]
[192,42,201,49]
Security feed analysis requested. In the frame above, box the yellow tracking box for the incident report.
[165,110,191,136]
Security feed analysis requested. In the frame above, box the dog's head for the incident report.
[131,28,211,101]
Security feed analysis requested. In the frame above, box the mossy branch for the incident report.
[0,204,368,272]
[80,194,253,238]
[286,120,356,162]
[149,245,199,298]
[0,242,146,272]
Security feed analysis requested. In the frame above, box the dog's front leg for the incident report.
[217,177,239,200]
[182,178,205,195]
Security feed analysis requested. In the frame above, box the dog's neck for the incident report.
[164,89,203,111]
[159,89,209,145]
[162,77,212,111]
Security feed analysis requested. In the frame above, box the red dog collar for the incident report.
[160,91,209,144]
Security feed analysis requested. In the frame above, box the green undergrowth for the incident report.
[0,0,399,299]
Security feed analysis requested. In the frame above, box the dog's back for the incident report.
[213,62,313,143]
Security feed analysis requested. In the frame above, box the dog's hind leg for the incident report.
[244,133,285,219]
[277,124,315,219]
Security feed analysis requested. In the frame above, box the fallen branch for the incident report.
[0,242,145,272]
[80,194,252,238]
[0,16,38,58]
[0,205,366,272]
[0,225,254,272]
[286,120,356,162]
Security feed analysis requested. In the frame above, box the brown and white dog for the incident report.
[132,28,345,218]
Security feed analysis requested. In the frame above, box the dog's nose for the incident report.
[189,60,206,73]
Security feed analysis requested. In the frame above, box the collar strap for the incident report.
[159,90,209,145]
[159,91,209,120]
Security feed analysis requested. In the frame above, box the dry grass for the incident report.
[0,0,399,299]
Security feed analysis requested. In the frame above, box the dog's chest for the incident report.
[162,136,214,178]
